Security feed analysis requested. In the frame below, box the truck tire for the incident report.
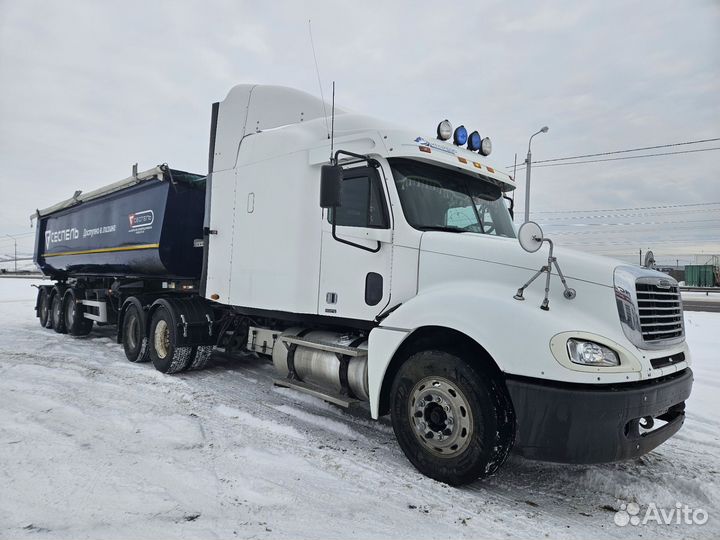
[63,290,93,336]
[122,304,151,363]
[389,350,514,486]
[188,345,213,371]
[38,287,52,328]
[148,306,194,374]
[50,288,67,334]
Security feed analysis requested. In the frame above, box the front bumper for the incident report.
[506,368,693,463]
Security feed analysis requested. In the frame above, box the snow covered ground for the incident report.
[1,278,718,539]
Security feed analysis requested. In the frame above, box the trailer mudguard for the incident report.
[147,297,216,347]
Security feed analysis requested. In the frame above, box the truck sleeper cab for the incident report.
[32,85,692,486]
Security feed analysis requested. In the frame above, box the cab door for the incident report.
[318,164,393,321]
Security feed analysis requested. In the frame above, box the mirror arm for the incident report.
[331,213,381,253]
[503,194,514,219]
[334,149,380,169]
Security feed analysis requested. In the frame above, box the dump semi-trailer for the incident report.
[31,85,693,485]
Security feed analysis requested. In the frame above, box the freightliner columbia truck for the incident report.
[31,85,692,485]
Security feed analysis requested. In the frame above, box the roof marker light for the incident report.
[486,166,495,173]
[436,120,453,141]
[480,137,492,156]
[458,157,467,164]
[453,125,468,146]
[419,146,431,153]
[473,162,482,169]
[467,131,482,151]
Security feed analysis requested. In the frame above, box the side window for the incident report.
[329,169,389,228]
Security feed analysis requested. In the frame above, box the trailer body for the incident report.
[34,168,205,279]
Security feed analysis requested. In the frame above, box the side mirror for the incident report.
[320,164,343,208]
[517,221,544,253]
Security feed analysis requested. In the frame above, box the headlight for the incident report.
[567,339,620,367]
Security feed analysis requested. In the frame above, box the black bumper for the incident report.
[506,368,693,464]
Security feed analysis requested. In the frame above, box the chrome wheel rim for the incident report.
[154,319,170,359]
[408,376,473,457]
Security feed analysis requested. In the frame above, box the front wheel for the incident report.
[390,350,515,486]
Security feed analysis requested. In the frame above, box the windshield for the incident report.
[389,158,516,238]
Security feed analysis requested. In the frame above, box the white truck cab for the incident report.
[198,85,692,484]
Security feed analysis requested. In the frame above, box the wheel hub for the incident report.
[154,320,170,359]
[409,376,473,457]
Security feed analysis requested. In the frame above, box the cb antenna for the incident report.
[330,81,335,164]
[308,19,330,140]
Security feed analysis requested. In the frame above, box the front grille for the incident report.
[636,282,684,343]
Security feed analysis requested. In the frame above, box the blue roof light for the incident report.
[467,131,481,151]
[453,125,468,146]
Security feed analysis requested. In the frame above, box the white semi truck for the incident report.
[32,85,692,485]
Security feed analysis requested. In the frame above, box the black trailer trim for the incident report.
[200,101,220,297]
[232,304,376,332]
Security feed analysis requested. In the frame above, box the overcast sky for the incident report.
[1,0,718,264]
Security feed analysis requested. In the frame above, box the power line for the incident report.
[506,137,720,168]
[512,146,720,171]
[542,218,720,229]
[529,201,720,215]
[538,208,720,222]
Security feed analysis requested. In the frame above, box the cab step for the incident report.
[272,378,363,408]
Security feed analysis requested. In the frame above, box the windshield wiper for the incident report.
[417,226,468,233]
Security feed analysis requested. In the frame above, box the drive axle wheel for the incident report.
[122,304,150,363]
[390,350,515,486]
[148,306,194,374]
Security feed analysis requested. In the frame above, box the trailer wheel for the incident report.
[63,290,93,336]
[389,350,514,486]
[122,304,150,363]
[50,288,67,334]
[148,306,193,374]
[38,288,52,328]
[188,345,214,371]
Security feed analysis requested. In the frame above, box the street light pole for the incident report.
[5,234,17,273]
[524,126,549,223]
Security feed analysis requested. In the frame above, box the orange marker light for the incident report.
[473,162,482,169]
[458,157,467,164]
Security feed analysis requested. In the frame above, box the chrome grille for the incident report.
[636,282,684,343]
